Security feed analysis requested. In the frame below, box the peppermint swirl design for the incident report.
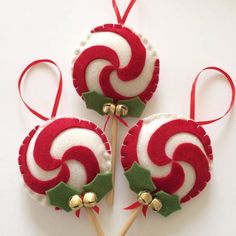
[19,118,111,200]
[73,24,159,102]
[121,114,212,203]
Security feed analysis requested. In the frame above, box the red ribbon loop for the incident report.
[190,67,235,125]
[112,0,136,25]
[18,59,63,121]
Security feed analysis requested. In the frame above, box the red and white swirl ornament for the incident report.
[17,60,112,206]
[122,67,235,204]
[121,114,212,203]
[72,20,159,103]
[19,117,111,205]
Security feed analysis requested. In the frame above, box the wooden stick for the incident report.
[118,206,141,236]
[85,208,105,236]
[106,116,118,205]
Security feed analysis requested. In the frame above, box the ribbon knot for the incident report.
[124,191,162,217]
[103,102,129,130]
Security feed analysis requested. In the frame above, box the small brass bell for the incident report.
[149,198,162,212]
[83,192,97,208]
[137,191,153,205]
[68,195,83,210]
[115,104,128,117]
[103,103,116,115]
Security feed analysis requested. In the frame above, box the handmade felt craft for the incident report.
[72,23,159,104]
[71,0,160,205]
[118,67,235,236]
[72,0,159,117]
[121,113,212,203]
[18,59,112,236]
[19,117,112,204]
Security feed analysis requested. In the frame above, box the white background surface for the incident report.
[0,0,236,235]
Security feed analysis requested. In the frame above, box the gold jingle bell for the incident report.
[68,195,83,210]
[83,192,97,208]
[115,104,128,117]
[137,191,153,205]
[149,198,162,212]
[103,103,116,115]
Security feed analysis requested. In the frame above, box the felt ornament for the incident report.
[119,67,235,236]
[18,60,113,236]
[72,0,159,204]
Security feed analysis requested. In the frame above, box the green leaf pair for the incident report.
[125,162,181,217]
[83,91,145,117]
[46,173,112,211]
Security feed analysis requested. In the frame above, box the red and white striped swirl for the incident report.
[72,24,159,102]
[18,117,111,205]
[121,114,213,203]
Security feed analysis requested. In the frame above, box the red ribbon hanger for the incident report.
[190,67,235,125]
[112,0,137,25]
[124,66,235,217]
[18,59,63,121]
[19,59,101,218]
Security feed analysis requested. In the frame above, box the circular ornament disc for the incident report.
[72,24,159,103]
[121,113,213,203]
[18,117,111,206]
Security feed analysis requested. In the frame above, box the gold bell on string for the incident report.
[83,192,97,208]
[115,104,128,117]
[137,191,153,205]
[68,195,83,210]
[149,198,162,212]
[103,103,116,115]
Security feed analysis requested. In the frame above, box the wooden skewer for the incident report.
[106,116,118,205]
[85,208,105,236]
[118,206,141,236]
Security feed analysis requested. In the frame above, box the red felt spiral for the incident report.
[121,116,212,203]
[19,118,111,195]
[73,24,159,103]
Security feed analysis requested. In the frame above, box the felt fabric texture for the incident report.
[73,24,159,103]
[124,162,156,193]
[46,173,112,211]
[117,97,145,117]
[83,173,112,202]
[46,182,81,212]
[124,162,181,217]
[18,117,111,205]
[121,113,212,203]
[153,191,181,217]
[83,91,113,115]
[83,91,145,117]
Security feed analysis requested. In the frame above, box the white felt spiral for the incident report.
[121,113,213,203]
[19,117,111,206]
[73,24,159,102]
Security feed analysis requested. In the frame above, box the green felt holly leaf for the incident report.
[83,91,113,115]
[118,97,145,117]
[83,173,112,202]
[46,182,81,212]
[124,162,156,193]
[153,191,181,217]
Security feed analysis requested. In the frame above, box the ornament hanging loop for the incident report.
[112,0,137,25]
[18,59,63,121]
[190,67,235,125]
